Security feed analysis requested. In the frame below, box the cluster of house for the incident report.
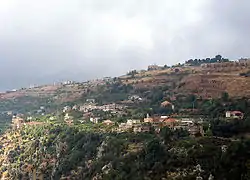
[81,103,125,113]
[90,118,115,125]
[62,101,127,125]
[147,64,181,73]
[63,101,126,115]
[64,113,115,126]
[62,80,75,85]
[117,114,204,136]
[64,113,74,125]
[238,58,250,65]
[148,65,164,71]
[11,115,44,129]
[84,77,114,87]
[5,89,17,93]
[12,116,25,129]
[37,106,46,115]
[201,59,250,72]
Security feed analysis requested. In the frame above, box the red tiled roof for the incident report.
[231,111,243,114]
[163,118,177,123]
[161,101,172,107]
[103,120,114,124]
[26,121,44,125]
[152,117,161,122]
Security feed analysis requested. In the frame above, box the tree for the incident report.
[164,65,169,69]
[221,92,229,102]
[205,128,213,136]
[186,94,197,110]
[70,110,83,119]
[187,94,197,102]
[144,139,166,167]
[160,126,173,143]
[205,58,211,63]
[215,55,222,62]
[173,128,189,139]
[127,70,138,78]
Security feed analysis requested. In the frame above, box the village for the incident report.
[10,95,245,138]
[3,56,249,140]
[0,0,250,176]
[1,57,250,179]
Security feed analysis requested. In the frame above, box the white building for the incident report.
[49,116,56,121]
[126,119,141,126]
[129,95,143,101]
[27,116,33,121]
[72,105,79,110]
[86,99,96,104]
[62,80,74,85]
[40,106,45,110]
[90,117,100,124]
[63,106,71,113]
[226,111,244,119]
[64,113,73,120]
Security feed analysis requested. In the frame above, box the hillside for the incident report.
[121,63,250,100]
[0,59,250,114]
[1,58,250,179]
[1,118,250,180]
[0,79,111,113]
[0,59,250,131]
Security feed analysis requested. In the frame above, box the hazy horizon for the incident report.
[0,0,250,90]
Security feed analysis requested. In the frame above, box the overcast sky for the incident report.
[0,0,249,90]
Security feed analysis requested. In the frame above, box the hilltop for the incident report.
[121,59,250,99]
[1,56,250,109]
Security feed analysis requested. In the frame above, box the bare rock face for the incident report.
[102,162,112,175]
[208,174,214,180]
[96,136,109,159]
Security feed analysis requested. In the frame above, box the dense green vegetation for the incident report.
[2,121,250,179]
[0,96,53,114]
[0,113,12,134]
[185,55,229,66]
[82,82,133,105]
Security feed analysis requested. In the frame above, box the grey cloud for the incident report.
[0,0,249,91]
[175,0,250,59]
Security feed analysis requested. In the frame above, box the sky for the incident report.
[0,0,250,90]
